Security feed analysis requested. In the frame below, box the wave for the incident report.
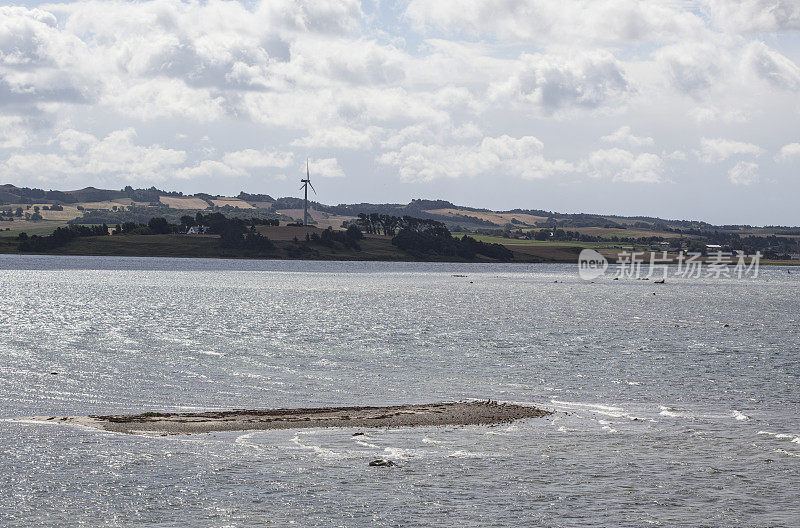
[551,399,645,421]
[757,430,800,444]
[448,450,490,459]
[658,406,690,418]
[732,410,749,421]
[290,434,345,460]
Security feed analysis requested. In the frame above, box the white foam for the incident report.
[551,400,622,412]
[290,434,344,460]
[757,430,800,443]
[732,410,749,421]
[448,450,489,458]
[383,447,415,460]
[551,400,645,421]
[659,406,689,418]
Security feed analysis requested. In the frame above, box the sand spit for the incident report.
[19,401,550,435]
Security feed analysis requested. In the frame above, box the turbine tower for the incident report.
[300,158,316,226]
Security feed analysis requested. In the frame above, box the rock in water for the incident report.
[368,459,396,467]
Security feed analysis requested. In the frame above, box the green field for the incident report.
[0,221,68,236]
[452,233,654,250]
[0,234,550,262]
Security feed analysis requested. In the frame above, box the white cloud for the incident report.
[0,6,98,106]
[0,128,186,183]
[743,41,800,91]
[488,51,632,115]
[601,126,654,147]
[256,0,363,35]
[223,149,294,170]
[728,161,759,185]
[777,143,800,161]
[705,0,800,33]
[405,0,705,44]
[588,148,664,183]
[697,137,765,163]
[291,126,377,149]
[174,160,242,180]
[0,115,31,149]
[53,129,97,152]
[379,134,573,182]
[101,78,227,122]
[666,150,687,161]
[307,157,345,178]
[656,41,727,95]
[688,105,749,124]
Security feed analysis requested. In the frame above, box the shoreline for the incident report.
[18,401,552,435]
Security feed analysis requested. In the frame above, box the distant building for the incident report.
[186,225,210,234]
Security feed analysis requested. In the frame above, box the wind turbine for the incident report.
[300,158,316,226]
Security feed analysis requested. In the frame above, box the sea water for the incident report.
[0,255,798,527]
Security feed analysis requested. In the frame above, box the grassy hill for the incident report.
[1,183,799,262]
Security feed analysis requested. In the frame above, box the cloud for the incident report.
[488,51,632,115]
[291,126,377,149]
[174,160,243,180]
[256,0,363,35]
[307,157,345,178]
[588,148,664,183]
[223,149,294,169]
[601,126,654,147]
[0,127,186,183]
[174,148,295,180]
[697,137,765,163]
[379,134,573,182]
[728,161,759,185]
[290,37,407,86]
[405,0,704,44]
[777,143,800,161]
[743,41,800,91]
[101,78,227,122]
[0,115,31,149]
[704,0,800,33]
[53,128,98,151]
[656,41,727,95]
[0,7,98,107]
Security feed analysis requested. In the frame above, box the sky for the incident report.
[0,0,799,225]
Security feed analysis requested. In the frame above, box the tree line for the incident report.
[18,224,110,252]
[357,214,513,261]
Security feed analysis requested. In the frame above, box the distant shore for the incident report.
[19,401,552,435]
[0,233,566,263]
[1,233,797,265]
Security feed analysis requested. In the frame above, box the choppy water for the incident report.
[0,255,798,527]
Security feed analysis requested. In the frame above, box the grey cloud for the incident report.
[744,41,800,91]
[489,52,631,115]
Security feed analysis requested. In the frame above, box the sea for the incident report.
[0,255,797,527]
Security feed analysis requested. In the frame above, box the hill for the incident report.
[1,183,798,262]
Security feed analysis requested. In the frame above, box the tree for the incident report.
[147,217,171,234]
[346,225,363,241]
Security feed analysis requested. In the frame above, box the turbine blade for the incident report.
[309,182,316,194]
